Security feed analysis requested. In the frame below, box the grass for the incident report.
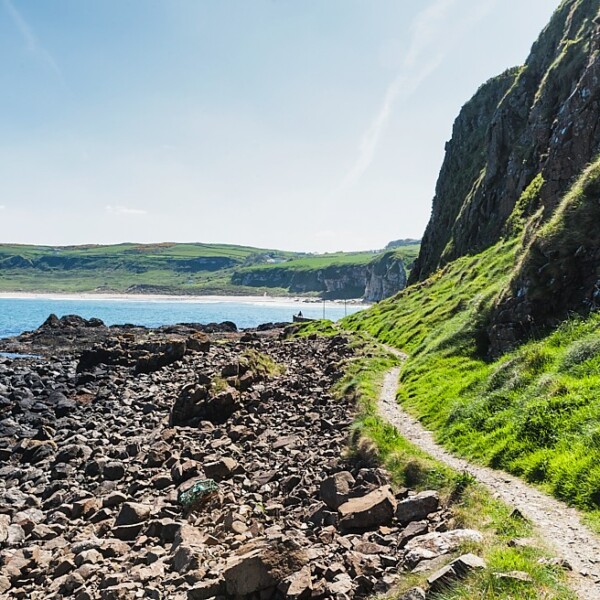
[300,326,576,599]
[0,242,419,298]
[342,220,600,531]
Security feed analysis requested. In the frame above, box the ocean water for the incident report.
[0,297,365,339]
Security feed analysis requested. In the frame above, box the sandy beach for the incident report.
[0,291,368,308]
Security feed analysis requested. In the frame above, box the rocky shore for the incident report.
[0,316,483,599]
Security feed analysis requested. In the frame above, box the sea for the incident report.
[0,296,365,339]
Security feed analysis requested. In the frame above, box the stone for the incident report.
[187,579,225,599]
[395,490,439,524]
[404,529,484,567]
[115,502,152,526]
[103,462,125,481]
[0,576,10,594]
[338,486,397,531]
[398,520,429,547]
[224,540,308,596]
[398,588,426,600]
[319,471,355,510]
[284,566,313,600]
[493,570,533,583]
[204,457,238,481]
[427,553,486,592]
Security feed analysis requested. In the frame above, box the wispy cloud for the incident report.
[339,0,496,191]
[3,0,61,76]
[106,205,148,216]
[0,205,6,210]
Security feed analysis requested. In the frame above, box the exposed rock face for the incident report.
[364,252,407,302]
[234,255,407,302]
[411,0,600,283]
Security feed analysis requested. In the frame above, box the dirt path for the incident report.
[379,363,600,600]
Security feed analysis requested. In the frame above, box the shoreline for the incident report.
[0,291,369,308]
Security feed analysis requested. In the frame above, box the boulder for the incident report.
[319,471,355,510]
[224,539,308,596]
[338,485,397,531]
[396,490,439,524]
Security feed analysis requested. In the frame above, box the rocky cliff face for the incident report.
[233,255,407,301]
[364,252,408,302]
[411,0,600,283]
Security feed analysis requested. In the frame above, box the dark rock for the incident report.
[396,491,439,524]
[320,471,355,510]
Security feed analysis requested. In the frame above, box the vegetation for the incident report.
[290,323,575,598]
[343,210,600,530]
[0,242,419,297]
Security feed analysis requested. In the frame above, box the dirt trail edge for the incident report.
[379,362,600,600]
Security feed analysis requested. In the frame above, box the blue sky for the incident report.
[0,0,560,252]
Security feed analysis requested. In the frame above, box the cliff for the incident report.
[232,251,408,301]
[411,0,600,285]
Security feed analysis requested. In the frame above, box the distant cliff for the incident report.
[232,251,409,301]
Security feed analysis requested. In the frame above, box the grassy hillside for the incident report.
[344,226,600,529]
[289,322,575,599]
[0,242,418,297]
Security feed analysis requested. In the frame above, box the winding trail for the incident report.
[379,361,600,600]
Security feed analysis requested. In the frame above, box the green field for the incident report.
[0,242,419,297]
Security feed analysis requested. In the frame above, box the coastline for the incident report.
[0,291,369,308]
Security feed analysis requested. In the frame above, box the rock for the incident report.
[398,520,429,547]
[203,457,238,481]
[0,576,10,594]
[283,566,313,600]
[224,539,308,596]
[493,570,533,582]
[427,553,486,592]
[338,486,397,531]
[398,588,426,600]
[6,524,25,546]
[319,471,355,510]
[115,502,152,526]
[404,529,484,567]
[0,514,10,543]
[103,461,125,481]
[395,490,439,524]
[187,580,225,600]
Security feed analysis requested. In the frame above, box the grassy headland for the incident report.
[0,242,418,298]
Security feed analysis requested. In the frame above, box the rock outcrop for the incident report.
[411,0,600,283]
[233,254,408,302]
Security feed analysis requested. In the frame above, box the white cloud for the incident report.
[339,0,496,191]
[0,205,5,210]
[3,0,61,76]
[105,205,148,216]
